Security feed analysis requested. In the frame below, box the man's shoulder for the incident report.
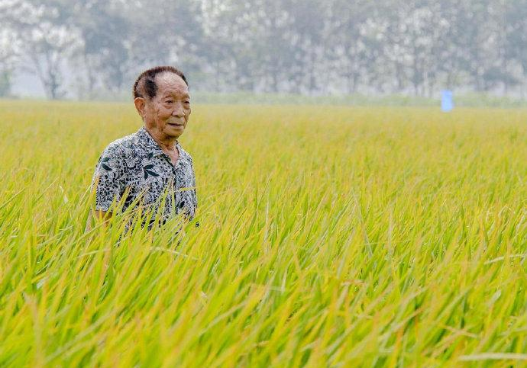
[101,130,143,158]
[178,144,194,163]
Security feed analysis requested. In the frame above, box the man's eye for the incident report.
[165,100,174,104]
[184,101,190,104]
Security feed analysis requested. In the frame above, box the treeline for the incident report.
[1,0,527,99]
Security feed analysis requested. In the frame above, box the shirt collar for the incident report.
[137,126,180,158]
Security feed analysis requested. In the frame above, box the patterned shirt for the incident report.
[91,127,198,227]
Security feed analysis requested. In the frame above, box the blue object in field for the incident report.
[441,90,454,112]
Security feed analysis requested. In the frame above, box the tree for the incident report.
[0,26,21,97]
[3,0,82,99]
[3,0,527,98]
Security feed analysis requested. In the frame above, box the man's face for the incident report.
[137,72,191,140]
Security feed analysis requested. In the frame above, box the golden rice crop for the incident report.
[1,100,527,367]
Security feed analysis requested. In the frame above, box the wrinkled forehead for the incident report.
[155,72,189,97]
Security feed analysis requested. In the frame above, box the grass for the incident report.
[1,100,527,367]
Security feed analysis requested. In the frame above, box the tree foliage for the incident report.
[2,0,527,98]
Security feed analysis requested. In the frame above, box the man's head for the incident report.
[133,66,191,141]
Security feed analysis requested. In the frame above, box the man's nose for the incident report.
[172,104,185,117]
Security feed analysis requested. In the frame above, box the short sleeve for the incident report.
[190,157,198,216]
[191,166,199,227]
[181,155,198,222]
[91,144,126,212]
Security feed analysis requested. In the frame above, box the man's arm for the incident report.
[88,143,125,231]
[93,209,113,225]
[93,210,113,221]
[85,209,113,231]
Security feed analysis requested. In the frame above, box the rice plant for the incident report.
[1,100,527,367]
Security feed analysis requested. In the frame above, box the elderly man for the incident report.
[91,66,197,229]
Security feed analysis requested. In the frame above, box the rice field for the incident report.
[1,100,527,367]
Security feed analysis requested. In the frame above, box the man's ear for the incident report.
[134,97,146,119]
